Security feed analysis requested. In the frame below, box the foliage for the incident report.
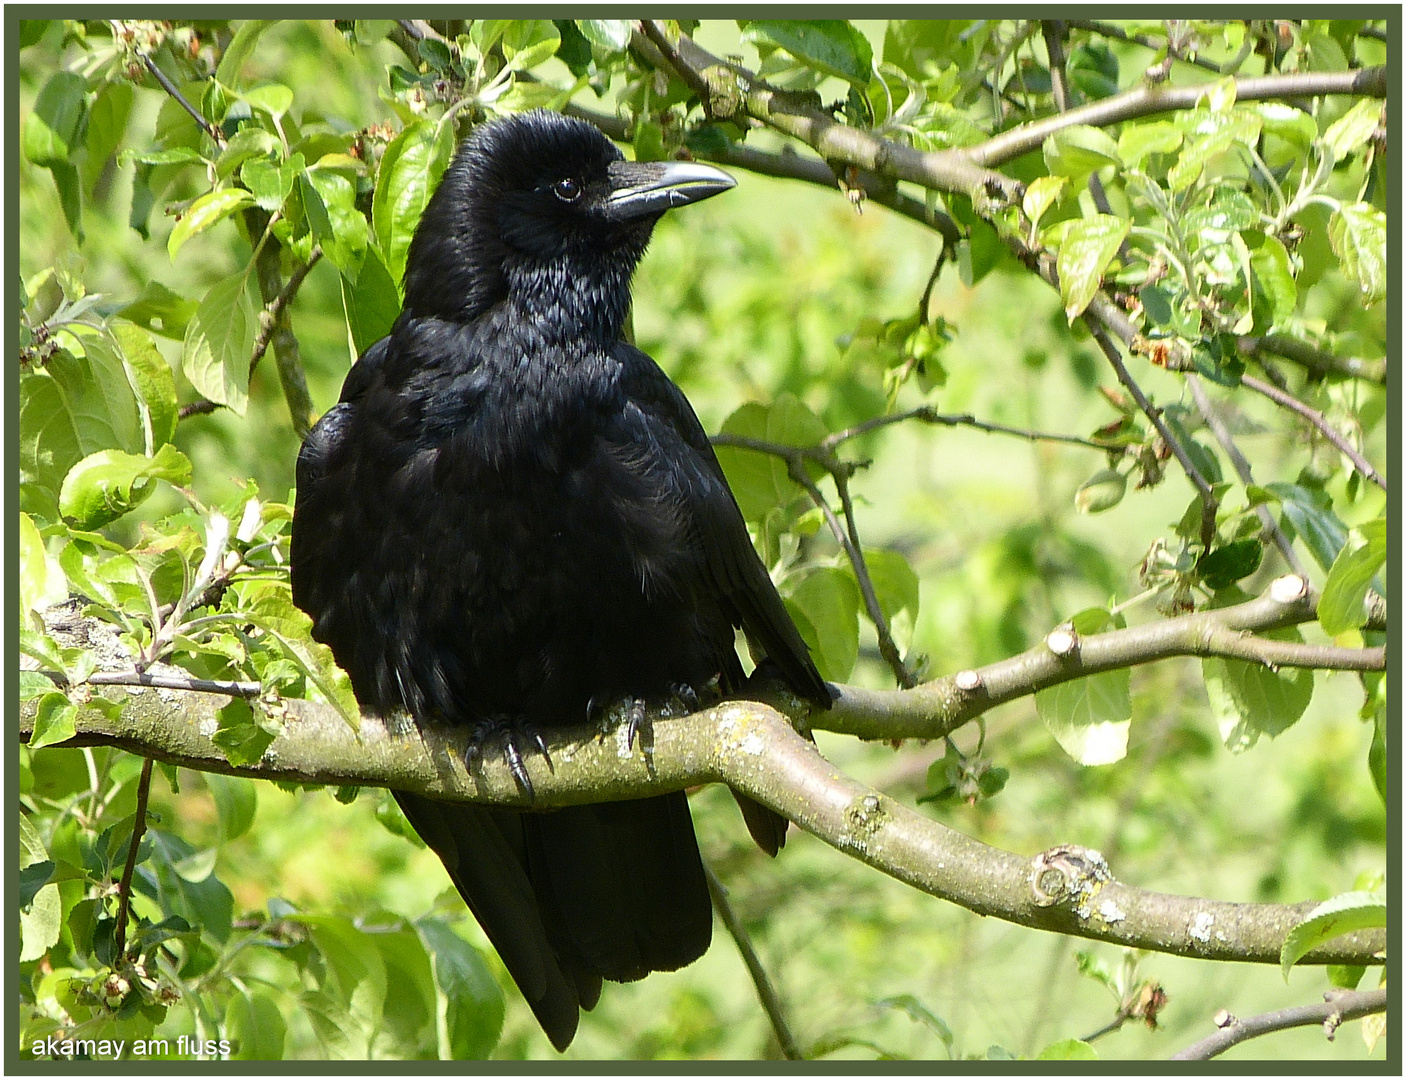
[17,17,1388,1061]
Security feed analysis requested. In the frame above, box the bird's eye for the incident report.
[553,178,582,203]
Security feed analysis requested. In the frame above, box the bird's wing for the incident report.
[615,346,831,709]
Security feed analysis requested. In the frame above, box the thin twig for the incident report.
[111,757,155,961]
[1170,988,1388,1060]
[703,863,802,1060]
[139,52,224,147]
[1239,333,1386,384]
[787,461,913,689]
[1085,322,1218,548]
[970,66,1386,168]
[1240,374,1387,492]
[87,670,262,697]
[1065,19,1226,74]
[1185,373,1309,578]
[248,246,322,378]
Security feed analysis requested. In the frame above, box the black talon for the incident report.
[670,681,701,714]
[625,698,647,752]
[463,716,550,797]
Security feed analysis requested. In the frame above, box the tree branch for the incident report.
[1240,374,1386,492]
[824,574,1382,741]
[637,22,1021,207]
[17,693,1386,970]
[703,864,801,1060]
[1186,373,1309,578]
[1239,333,1387,385]
[1064,19,1227,75]
[969,67,1387,168]
[1086,321,1219,549]
[247,226,319,441]
[1170,988,1389,1061]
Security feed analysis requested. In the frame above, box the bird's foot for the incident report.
[464,716,552,796]
[586,680,716,753]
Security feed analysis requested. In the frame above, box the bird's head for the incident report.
[403,109,735,333]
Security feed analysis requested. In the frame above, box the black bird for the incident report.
[291,109,830,1052]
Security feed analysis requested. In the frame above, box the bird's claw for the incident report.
[464,716,552,797]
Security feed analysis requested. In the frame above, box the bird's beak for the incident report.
[605,159,736,220]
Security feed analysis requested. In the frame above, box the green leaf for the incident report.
[120,281,199,340]
[1021,175,1067,229]
[367,926,438,1057]
[212,698,276,767]
[30,691,78,751]
[500,20,561,72]
[417,917,505,1060]
[1318,519,1386,635]
[1367,707,1386,803]
[1167,109,1261,191]
[1117,121,1183,167]
[20,511,68,619]
[876,995,954,1051]
[1204,628,1315,752]
[1197,538,1263,590]
[239,155,298,212]
[112,321,179,449]
[169,187,256,259]
[205,773,258,842]
[21,338,146,519]
[59,444,192,530]
[783,567,860,683]
[858,548,920,653]
[1266,482,1348,571]
[715,403,786,523]
[227,990,287,1059]
[1042,125,1120,180]
[373,120,456,286]
[19,859,56,910]
[183,272,257,414]
[1036,668,1131,766]
[290,914,389,1053]
[23,71,86,166]
[304,168,368,281]
[576,19,632,54]
[19,814,62,961]
[216,20,277,86]
[1037,1038,1098,1060]
[1246,233,1297,331]
[341,245,401,355]
[1321,98,1383,163]
[1247,102,1318,153]
[1280,891,1386,979]
[121,145,205,167]
[1074,468,1126,514]
[234,583,361,728]
[81,81,133,197]
[744,20,874,87]
[1328,202,1386,306]
[214,125,278,179]
[1056,215,1128,321]
[242,82,293,119]
[142,829,235,943]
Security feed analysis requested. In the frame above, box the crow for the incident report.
[290,109,829,1052]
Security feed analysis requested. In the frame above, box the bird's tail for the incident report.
[393,790,712,1052]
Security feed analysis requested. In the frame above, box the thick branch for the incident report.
[970,67,1387,167]
[824,575,1382,741]
[17,694,1385,969]
[1170,988,1389,1061]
